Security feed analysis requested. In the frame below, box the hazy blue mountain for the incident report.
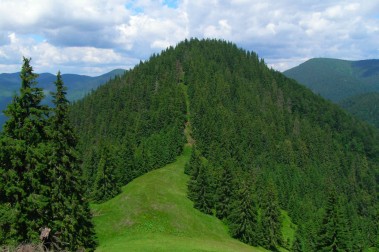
[0,69,125,126]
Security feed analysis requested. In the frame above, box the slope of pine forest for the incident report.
[340,92,379,128]
[71,39,379,251]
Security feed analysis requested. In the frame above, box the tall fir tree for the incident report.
[260,180,282,251]
[188,155,214,215]
[291,226,305,252]
[0,57,50,243]
[47,71,97,250]
[215,160,235,220]
[228,182,258,246]
[92,144,121,203]
[315,191,351,252]
[187,148,202,201]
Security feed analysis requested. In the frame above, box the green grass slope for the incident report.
[92,146,263,252]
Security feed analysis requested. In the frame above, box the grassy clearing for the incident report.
[279,210,296,251]
[92,146,263,251]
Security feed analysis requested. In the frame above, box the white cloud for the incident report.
[204,19,232,38]
[0,0,379,74]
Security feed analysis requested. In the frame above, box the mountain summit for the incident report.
[70,39,379,251]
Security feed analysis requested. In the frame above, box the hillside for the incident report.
[71,39,379,251]
[340,92,379,128]
[93,146,263,251]
[0,69,125,126]
[283,58,379,102]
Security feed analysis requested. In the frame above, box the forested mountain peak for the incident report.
[70,39,379,251]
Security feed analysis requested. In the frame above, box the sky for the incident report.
[0,0,378,76]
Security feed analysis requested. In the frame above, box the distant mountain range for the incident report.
[0,69,125,126]
[284,58,379,128]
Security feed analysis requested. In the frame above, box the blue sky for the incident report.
[0,0,378,76]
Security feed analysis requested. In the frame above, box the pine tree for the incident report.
[291,226,305,252]
[0,57,49,243]
[260,180,282,251]
[228,182,258,246]
[92,144,121,203]
[187,152,214,215]
[215,160,235,220]
[315,191,351,252]
[47,71,97,250]
[187,148,202,201]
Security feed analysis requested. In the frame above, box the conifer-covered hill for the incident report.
[340,92,379,128]
[70,39,379,251]
[283,58,379,129]
[283,58,379,102]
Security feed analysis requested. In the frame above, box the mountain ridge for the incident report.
[283,57,379,102]
[283,58,379,128]
[0,69,125,126]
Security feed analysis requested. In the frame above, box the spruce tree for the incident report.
[92,144,121,203]
[188,156,214,215]
[291,226,305,252]
[47,71,97,250]
[260,180,282,251]
[315,191,351,252]
[215,160,235,220]
[228,182,258,246]
[0,57,49,243]
[187,148,202,201]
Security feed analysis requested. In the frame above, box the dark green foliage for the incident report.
[260,180,282,250]
[70,51,186,196]
[47,72,96,250]
[0,62,96,250]
[0,57,49,244]
[228,183,258,246]
[316,192,351,252]
[173,39,378,249]
[291,227,305,252]
[340,92,379,128]
[215,160,235,220]
[92,144,122,203]
[188,157,214,215]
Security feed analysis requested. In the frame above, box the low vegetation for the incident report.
[92,146,264,251]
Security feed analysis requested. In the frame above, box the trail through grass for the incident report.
[92,146,263,251]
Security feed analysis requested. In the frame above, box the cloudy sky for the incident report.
[0,0,378,76]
